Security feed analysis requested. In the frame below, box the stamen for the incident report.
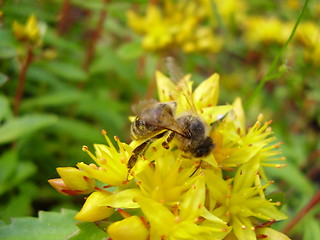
[83,176,90,181]
[101,129,107,135]
[98,166,106,172]
[117,208,131,218]
[140,216,149,228]
[82,146,98,162]
[257,113,264,122]
[89,163,98,170]
[100,157,107,164]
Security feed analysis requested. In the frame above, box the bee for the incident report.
[127,58,215,177]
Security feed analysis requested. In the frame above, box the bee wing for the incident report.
[140,105,189,137]
[131,99,158,115]
[166,57,198,114]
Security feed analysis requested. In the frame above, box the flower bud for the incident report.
[75,191,114,222]
[12,15,44,46]
[48,167,95,196]
[107,216,149,240]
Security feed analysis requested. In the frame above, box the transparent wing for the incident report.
[166,57,198,114]
[131,99,158,116]
[139,102,189,137]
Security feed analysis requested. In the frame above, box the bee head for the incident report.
[193,136,215,158]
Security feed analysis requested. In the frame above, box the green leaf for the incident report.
[266,162,314,196]
[53,118,103,143]
[117,42,143,60]
[1,182,38,222]
[0,95,11,124]
[304,216,320,240]
[0,209,78,240]
[67,222,108,240]
[0,72,9,87]
[0,160,37,195]
[0,150,18,187]
[42,61,87,82]
[21,90,85,109]
[0,114,58,144]
[72,0,105,11]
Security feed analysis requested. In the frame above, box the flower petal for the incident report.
[107,216,149,240]
[75,191,114,222]
[193,73,220,109]
[99,189,141,208]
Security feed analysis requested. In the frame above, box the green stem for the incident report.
[244,0,309,109]
[14,46,33,115]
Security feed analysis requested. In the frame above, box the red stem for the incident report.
[282,191,320,234]
[14,47,33,115]
[83,0,109,71]
[57,0,71,35]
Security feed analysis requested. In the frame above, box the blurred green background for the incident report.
[0,0,319,239]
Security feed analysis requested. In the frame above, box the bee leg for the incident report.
[127,141,150,169]
[127,131,168,180]
[190,159,202,177]
[162,132,175,149]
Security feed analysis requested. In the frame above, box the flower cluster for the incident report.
[127,0,223,53]
[49,71,289,240]
[127,0,320,63]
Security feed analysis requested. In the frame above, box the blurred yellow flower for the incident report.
[296,21,320,63]
[127,0,223,53]
[244,16,292,45]
[12,15,44,46]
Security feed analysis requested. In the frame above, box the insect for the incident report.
[127,58,215,177]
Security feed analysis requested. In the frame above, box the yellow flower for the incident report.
[48,167,95,196]
[156,71,232,127]
[135,145,200,205]
[78,131,129,186]
[211,98,285,172]
[12,15,44,46]
[136,175,231,240]
[49,68,288,239]
[206,158,287,240]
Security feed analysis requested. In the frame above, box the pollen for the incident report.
[101,129,107,135]
[99,158,107,164]
[275,201,281,206]
[258,113,264,122]
[89,163,98,170]
[98,167,106,172]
